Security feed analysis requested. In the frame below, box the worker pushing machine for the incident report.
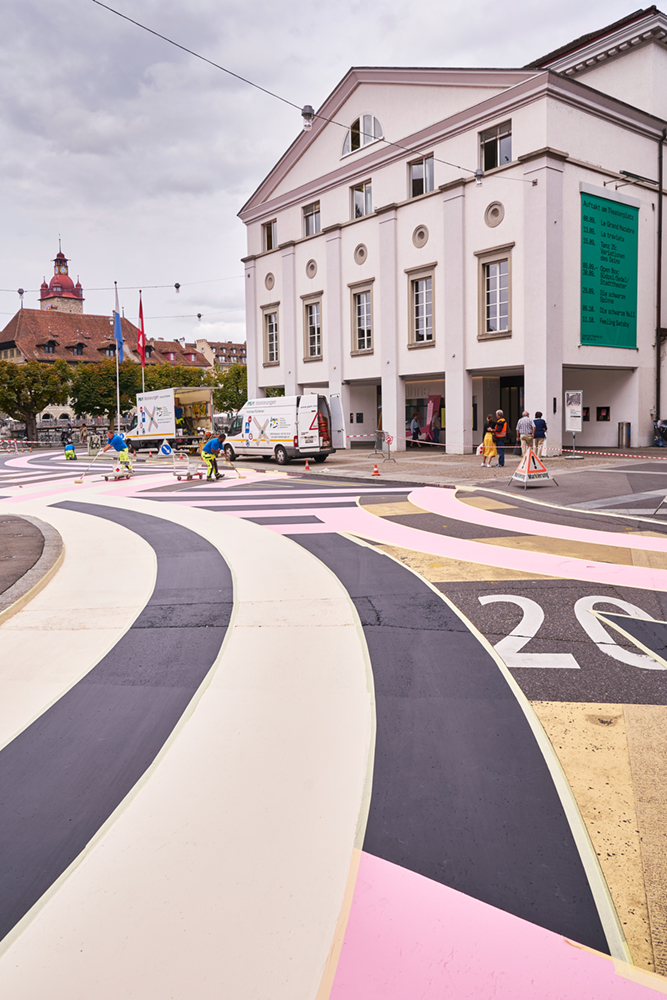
[102,430,132,473]
[201,434,225,480]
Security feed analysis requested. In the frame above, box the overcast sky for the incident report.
[0,0,643,344]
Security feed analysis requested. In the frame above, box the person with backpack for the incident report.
[494,410,508,467]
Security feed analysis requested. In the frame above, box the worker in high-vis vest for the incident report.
[201,434,225,480]
[103,430,132,472]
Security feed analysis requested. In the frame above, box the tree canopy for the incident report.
[210,363,247,413]
[0,360,72,440]
[144,363,208,391]
[69,359,140,431]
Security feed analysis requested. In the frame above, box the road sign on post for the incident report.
[564,390,583,458]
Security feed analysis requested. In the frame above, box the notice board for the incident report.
[580,185,638,349]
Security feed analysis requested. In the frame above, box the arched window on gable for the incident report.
[342,115,383,156]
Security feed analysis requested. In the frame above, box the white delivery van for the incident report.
[223,394,345,465]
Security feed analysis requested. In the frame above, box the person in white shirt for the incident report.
[516,412,534,456]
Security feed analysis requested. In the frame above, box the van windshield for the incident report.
[229,415,242,435]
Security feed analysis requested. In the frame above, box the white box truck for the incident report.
[125,386,214,451]
[223,393,345,465]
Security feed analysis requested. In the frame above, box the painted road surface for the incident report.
[1,450,667,996]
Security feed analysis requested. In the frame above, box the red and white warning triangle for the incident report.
[512,448,552,486]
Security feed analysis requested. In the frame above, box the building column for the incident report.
[378,205,405,449]
[243,257,259,397]
[521,150,566,452]
[281,242,298,396]
[324,226,350,447]
[442,181,472,453]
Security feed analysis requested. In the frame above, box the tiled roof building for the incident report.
[195,338,247,368]
[144,339,209,367]
[0,308,141,364]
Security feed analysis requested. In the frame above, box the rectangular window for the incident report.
[480,121,512,171]
[262,220,277,252]
[412,277,433,343]
[484,261,509,333]
[303,202,321,237]
[265,311,279,364]
[351,180,372,219]
[305,301,321,358]
[354,290,372,351]
[410,155,434,197]
[475,243,513,339]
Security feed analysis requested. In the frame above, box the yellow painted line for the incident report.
[531,702,654,972]
[458,496,517,510]
[469,533,640,566]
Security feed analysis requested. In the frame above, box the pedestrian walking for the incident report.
[532,411,548,458]
[410,412,421,448]
[494,410,508,467]
[482,414,497,467]
[516,411,534,456]
[431,411,441,446]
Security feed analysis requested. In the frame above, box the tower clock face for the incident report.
[59,266,67,274]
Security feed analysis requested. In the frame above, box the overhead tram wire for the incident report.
[0,275,244,295]
[90,0,536,185]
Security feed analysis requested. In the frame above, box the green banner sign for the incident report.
[581,191,638,348]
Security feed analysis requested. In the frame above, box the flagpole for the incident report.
[139,290,146,393]
[114,281,122,434]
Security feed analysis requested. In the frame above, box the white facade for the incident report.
[239,10,667,452]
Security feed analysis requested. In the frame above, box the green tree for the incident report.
[144,363,208,391]
[0,360,72,440]
[210,363,247,413]
[70,360,140,432]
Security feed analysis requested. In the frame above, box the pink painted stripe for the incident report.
[330,852,661,999]
[292,505,667,591]
[410,486,667,553]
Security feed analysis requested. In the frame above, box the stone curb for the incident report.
[0,516,64,626]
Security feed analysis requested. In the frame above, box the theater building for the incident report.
[239,8,667,451]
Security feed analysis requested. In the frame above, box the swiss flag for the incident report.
[137,291,146,368]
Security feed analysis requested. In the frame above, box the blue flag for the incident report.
[114,282,124,362]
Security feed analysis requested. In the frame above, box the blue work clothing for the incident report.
[202,437,223,454]
[107,434,126,452]
[533,418,547,439]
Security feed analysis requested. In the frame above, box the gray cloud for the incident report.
[0,0,641,341]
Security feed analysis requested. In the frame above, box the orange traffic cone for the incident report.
[372,464,380,476]
[148,450,152,458]
[304,460,311,471]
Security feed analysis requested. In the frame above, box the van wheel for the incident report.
[274,446,290,465]
[313,454,327,463]
[224,444,235,461]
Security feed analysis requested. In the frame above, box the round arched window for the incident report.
[342,115,383,156]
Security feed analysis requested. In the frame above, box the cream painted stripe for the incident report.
[0,495,374,1000]
[340,531,631,965]
[0,502,156,752]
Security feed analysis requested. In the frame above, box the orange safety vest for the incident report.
[495,419,507,439]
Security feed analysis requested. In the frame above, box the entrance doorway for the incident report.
[500,375,524,438]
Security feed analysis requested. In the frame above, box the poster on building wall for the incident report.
[564,390,583,433]
[580,186,638,348]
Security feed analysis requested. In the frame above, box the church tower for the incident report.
[39,244,84,313]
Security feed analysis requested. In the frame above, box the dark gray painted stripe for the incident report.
[0,502,233,943]
[243,515,323,525]
[143,500,358,512]
[293,533,609,953]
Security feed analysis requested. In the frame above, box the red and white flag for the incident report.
[137,291,146,367]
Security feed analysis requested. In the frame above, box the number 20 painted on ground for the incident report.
[478,595,663,671]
